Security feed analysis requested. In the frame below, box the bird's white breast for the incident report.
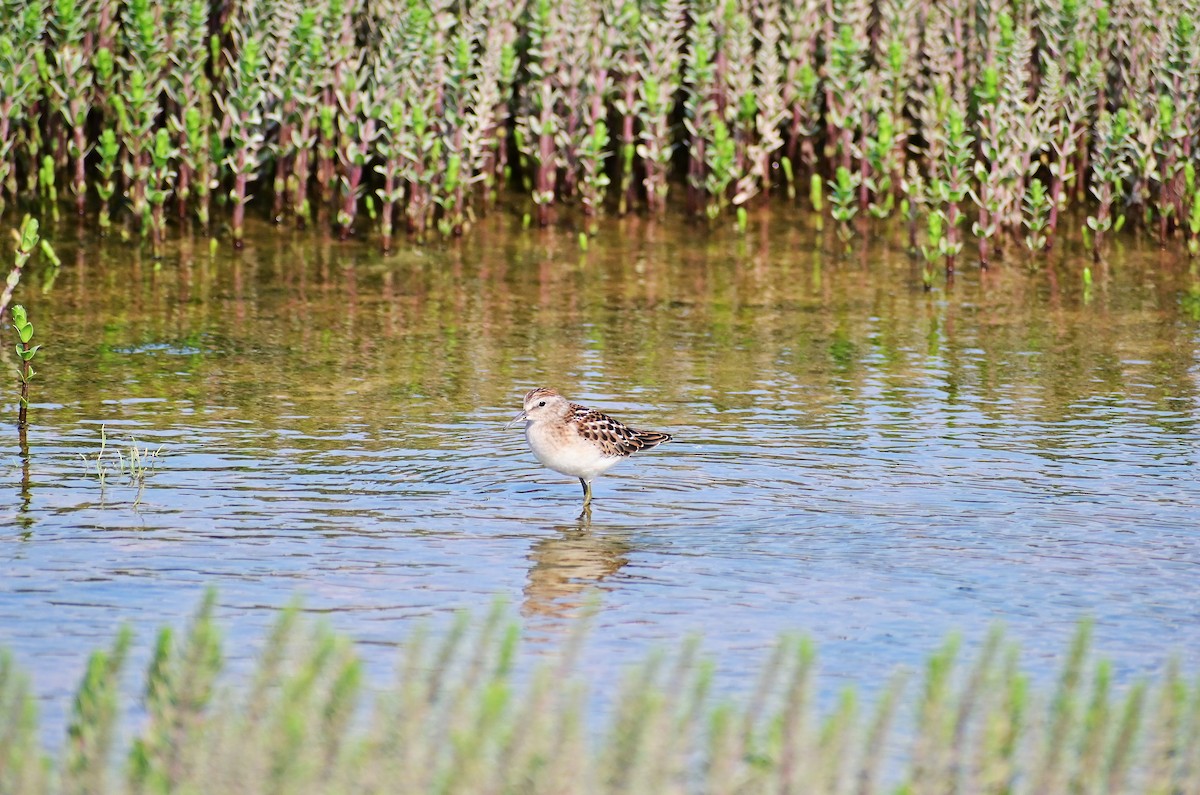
[525,420,622,481]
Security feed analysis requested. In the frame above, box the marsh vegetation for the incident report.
[0,0,1197,269]
[2,596,1198,795]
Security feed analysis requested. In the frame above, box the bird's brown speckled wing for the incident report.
[569,403,672,457]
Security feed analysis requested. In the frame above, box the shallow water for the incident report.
[2,210,1198,736]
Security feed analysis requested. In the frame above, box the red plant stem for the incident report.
[72,104,87,215]
[858,129,869,210]
[619,76,636,214]
[340,119,373,239]
[947,201,960,274]
[537,90,554,226]
[273,114,294,221]
[586,69,607,216]
[151,203,163,253]
[1046,173,1062,250]
[135,151,147,221]
[688,136,705,215]
[177,161,192,219]
[410,158,426,237]
[233,166,247,248]
[18,366,28,427]
[381,170,395,252]
[1095,194,1111,261]
[294,117,312,227]
[562,84,579,199]
[452,126,464,234]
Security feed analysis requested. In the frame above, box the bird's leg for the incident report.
[580,478,592,507]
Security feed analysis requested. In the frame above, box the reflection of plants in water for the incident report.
[2,600,1194,795]
[1183,279,1200,322]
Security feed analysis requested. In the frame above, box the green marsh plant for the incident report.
[37,157,58,222]
[634,0,685,215]
[1023,177,1052,255]
[611,0,642,216]
[0,3,44,214]
[46,0,95,217]
[80,424,163,502]
[780,0,821,191]
[571,0,616,230]
[824,23,865,179]
[165,0,214,226]
[94,128,121,232]
[146,129,178,257]
[2,216,41,319]
[920,210,944,290]
[218,5,268,248]
[64,626,133,795]
[971,52,1013,267]
[115,0,168,237]
[828,165,860,250]
[516,0,563,227]
[11,305,39,428]
[735,0,787,214]
[1186,163,1200,257]
[928,106,973,273]
[279,5,324,229]
[0,0,1199,259]
[1,601,1198,795]
[1086,108,1133,260]
[864,111,898,220]
[331,3,375,240]
[682,0,718,217]
[369,0,417,248]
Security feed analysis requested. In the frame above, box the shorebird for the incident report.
[507,387,672,507]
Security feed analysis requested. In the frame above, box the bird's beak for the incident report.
[506,410,528,430]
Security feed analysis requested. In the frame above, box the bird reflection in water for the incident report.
[522,511,631,623]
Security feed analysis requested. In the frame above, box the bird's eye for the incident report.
[538,401,546,407]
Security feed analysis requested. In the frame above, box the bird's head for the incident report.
[507,387,570,428]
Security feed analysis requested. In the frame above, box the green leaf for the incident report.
[19,218,39,252]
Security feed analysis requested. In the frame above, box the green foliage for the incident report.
[0,603,1196,795]
[10,302,39,428]
[865,111,897,219]
[828,165,860,246]
[0,0,1197,254]
[11,305,37,365]
[64,627,132,795]
[1,217,39,320]
[1024,178,1052,253]
[3,218,56,428]
[95,129,120,230]
[128,590,221,793]
[1188,189,1200,257]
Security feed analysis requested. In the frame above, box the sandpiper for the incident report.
[507,387,672,507]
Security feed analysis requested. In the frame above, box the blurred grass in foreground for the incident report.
[1,591,1197,795]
